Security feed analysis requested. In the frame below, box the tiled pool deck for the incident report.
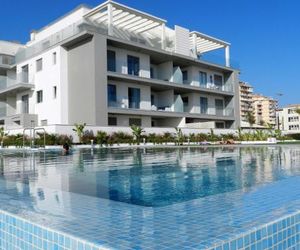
[0,175,299,249]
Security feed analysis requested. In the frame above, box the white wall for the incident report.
[16,47,62,126]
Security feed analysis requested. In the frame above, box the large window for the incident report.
[215,99,224,116]
[128,87,140,109]
[37,90,43,103]
[199,71,207,87]
[200,97,208,114]
[108,117,117,126]
[36,58,43,72]
[129,118,141,126]
[214,74,223,88]
[182,71,188,82]
[127,55,140,76]
[107,50,116,72]
[107,84,117,106]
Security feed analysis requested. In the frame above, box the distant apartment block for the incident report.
[252,94,278,127]
[0,1,240,131]
[239,81,253,123]
[277,105,300,132]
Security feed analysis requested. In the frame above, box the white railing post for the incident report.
[225,46,230,67]
[161,23,166,50]
[108,2,114,36]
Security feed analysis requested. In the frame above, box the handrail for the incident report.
[23,127,46,148]
[23,128,34,148]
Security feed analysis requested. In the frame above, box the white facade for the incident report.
[0,1,240,131]
[277,105,300,133]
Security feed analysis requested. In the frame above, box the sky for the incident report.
[1,0,299,107]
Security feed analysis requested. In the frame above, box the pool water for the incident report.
[1,145,300,207]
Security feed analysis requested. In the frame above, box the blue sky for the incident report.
[1,0,298,106]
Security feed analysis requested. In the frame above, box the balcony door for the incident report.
[215,99,224,116]
[21,95,29,114]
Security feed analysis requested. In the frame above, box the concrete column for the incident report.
[225,46,230,67]
[161,23,166,50]
[107,3,113,36]
[192,33,197,58]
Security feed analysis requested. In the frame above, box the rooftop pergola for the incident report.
[190,31,231,67]
[84,0,167,49]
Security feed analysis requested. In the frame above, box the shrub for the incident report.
[96,131,108,147]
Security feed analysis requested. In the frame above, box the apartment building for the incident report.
[239,81,253,123]
[252,94,278,127]
[0,1,240,131]
[277,105,300,132]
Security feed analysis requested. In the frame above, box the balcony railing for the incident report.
[0,54,15,66]
[15,21,85,62]
[108,100,234,117]
[0,107,6,117]
[0,76,16,91]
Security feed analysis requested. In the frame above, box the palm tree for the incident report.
[72,123,86,143]
[130,125,144,145]
[96,131,108,147]
[245,111,256,130]
[175,127,184,145]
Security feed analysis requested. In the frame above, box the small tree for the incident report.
[245,111,256,129]
[72,123,86,143]
[130,125,144,145]
[96,131,108,147]
[0,127,8,148]
[175,127,184,145]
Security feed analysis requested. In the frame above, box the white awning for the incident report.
[84,0,166,35]
[190,31,230,54]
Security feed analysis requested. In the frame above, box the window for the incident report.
[215,99,224,116]
[21,95,29,114]
[151,94,155,106]
[129,118,141,126]
[216,122,225,128]
[41,120,48,126]
[108,117,117,126]
[107,50,116,72]
[37,90,43,103]
[200,97,208,114]
[36,58,43,72]
[182,96,189,106]
[199,71,207,87]
[214,74,223,88]
[107,84,117,106]
[182,71,188,82]
[150,67,154,79]
[127,55,140,76]
[53,52,57,65]
[53,86,57,99]
[128,88,140,109]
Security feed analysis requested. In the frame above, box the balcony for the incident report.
[108,100,234,120]
[0,73,34,99]
[107,71,234,96]
[0,54,15,68]
[0,113,38,129]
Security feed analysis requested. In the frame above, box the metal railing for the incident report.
[23,127,46,148]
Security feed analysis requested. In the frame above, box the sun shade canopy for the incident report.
[190,31,230,54]
[84,0,166,35]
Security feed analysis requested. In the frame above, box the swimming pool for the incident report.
[0,145,299,249]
